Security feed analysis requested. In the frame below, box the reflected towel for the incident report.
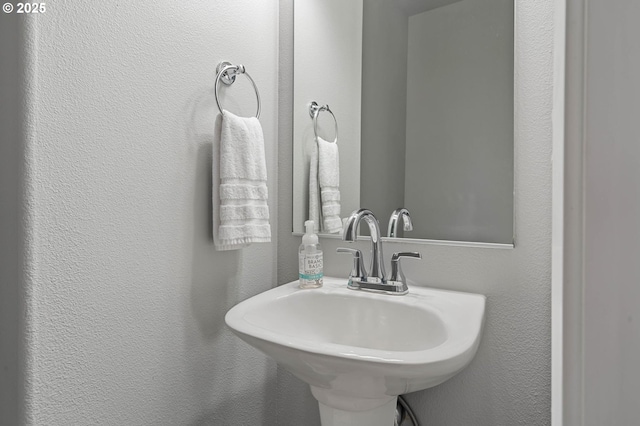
[317,137,342,233]
[309,141,321,233]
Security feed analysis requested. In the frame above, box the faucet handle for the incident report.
[337,248,367,281]
[389,252,422,284]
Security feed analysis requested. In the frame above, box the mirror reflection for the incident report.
[293,0,514,244]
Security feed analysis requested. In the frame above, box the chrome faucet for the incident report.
[387,208,413,238]
[339,208,420,295]
[342,208,386,283]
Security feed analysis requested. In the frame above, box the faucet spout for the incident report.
[343,209,386,282]
[387,208,413,238]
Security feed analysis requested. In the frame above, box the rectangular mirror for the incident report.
[293,0,515,245]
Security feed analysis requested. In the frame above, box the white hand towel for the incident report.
[213,110,271,251]
[317,137,342,233]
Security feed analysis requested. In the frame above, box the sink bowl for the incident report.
[225,277,485,425]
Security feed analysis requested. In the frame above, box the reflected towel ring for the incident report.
[215,61,261,118]
[309,101,338,144]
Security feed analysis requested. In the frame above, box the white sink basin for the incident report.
[225,277,485,425]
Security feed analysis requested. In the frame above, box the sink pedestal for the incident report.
[317,397,397,426]
[311,385,397,426]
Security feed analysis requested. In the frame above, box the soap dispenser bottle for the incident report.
[299,220,323,289]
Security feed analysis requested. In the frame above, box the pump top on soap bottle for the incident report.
[299,220,323,289]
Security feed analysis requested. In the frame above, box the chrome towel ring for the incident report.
[215,61,261,118]
[309,101,338,144]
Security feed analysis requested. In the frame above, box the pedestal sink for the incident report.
[225,277,486,426]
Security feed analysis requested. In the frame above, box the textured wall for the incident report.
[21,1,279,424]
[278,0,553,424]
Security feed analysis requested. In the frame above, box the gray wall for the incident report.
[360,0,408,223]
[562,0,640,423]
[17,1,279,424]
[405,0,514,243]
[0,12,26,426]
[583,1,640,424]
[278,0,553,424]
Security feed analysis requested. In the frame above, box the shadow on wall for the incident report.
[187,104,272,337]
[277,369,322,426]
[181,91,276,425]
[189,371,277,426]
[192,141,243,337]
[188,93,243,341]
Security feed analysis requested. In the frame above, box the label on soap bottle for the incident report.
[299,252,323,283]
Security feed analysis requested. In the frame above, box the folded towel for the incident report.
[213,110,271,251]
[317,136,342,233]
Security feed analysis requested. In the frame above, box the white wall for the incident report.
[405,0,514,243]
[292,0,362,234]
[582,1,640,423]
[278,0,553,424]
[19,1,279,424]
